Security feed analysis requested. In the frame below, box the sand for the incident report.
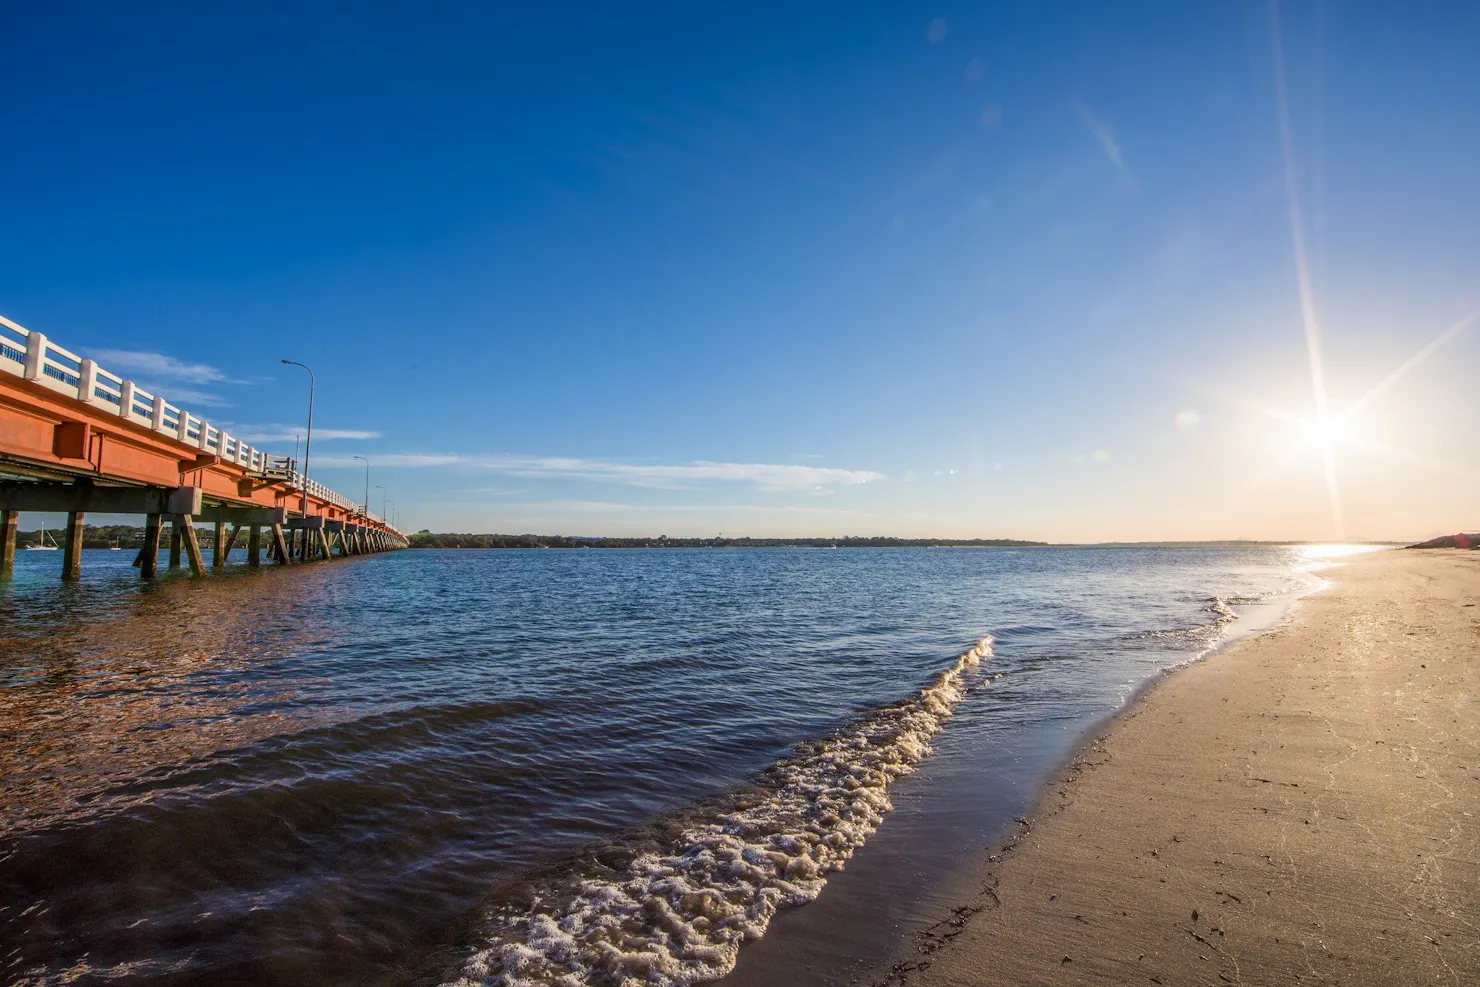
[890,548,1479,986]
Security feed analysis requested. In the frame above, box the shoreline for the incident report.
[862,562,1323,986]
[877,548,1479,985]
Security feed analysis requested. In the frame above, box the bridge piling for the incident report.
[62,511,83,582]
[212,521,227,567]
[177,515,205,576]
[1,509,15,580]
[141,513,162,578]
[271,523,290,564]
[248,524,262,566]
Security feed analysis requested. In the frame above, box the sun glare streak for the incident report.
[1272,0,1343,539]
[1317,442,1345,538]
[1342,434,1480,484]
[1346,306,1480,415]
[1225,441,1311,503]
[1202,386,1304,425]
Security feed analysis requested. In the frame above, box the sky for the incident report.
[3,1,1478,542]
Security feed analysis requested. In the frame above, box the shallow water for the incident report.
[0,546,1309,986]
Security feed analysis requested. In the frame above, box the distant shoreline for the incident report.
[404,534,1047,549]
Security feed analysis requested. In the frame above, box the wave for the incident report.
[1122,594,1256,647]
[1203,595,1238,622]
[444,637,994,987]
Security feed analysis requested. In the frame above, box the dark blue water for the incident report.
[0,546,1311,986]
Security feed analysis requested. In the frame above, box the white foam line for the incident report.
[446,637,994,987]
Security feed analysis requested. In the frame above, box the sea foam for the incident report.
[446,637,993,987]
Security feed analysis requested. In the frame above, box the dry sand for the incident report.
[890,548,1479,986]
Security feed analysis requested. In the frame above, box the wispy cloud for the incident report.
[310,453,884,491]
[1073,101,1124,171]
[85,348,253,410]
[230,424,382,443]
[90,349,232,385]
[160,387,233,408]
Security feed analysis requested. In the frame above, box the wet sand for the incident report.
[891,548,1479,986]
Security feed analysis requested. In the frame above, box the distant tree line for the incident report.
[406,531,1046,549]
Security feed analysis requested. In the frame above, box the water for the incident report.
[0,546,1312,986]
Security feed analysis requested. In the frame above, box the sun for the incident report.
[1302,413,1350,449]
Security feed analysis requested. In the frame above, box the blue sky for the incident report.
[3,2,1477,541]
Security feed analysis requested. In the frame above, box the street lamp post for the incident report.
[376,485,387,520]
[353,455,370,517]
[280,360,315,516]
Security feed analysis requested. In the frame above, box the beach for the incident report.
[889,548,1479,986]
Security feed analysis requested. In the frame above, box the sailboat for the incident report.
[25,529,59,551]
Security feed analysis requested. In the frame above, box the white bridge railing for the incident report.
[1,313,389,528]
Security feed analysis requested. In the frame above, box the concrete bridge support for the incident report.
[271,523,290,564]
[62,511,84,582]
[171,516,205,576]
[141,514,162,578]
[2,509,16,580]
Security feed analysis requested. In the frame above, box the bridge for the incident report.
[0,313,407,581]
